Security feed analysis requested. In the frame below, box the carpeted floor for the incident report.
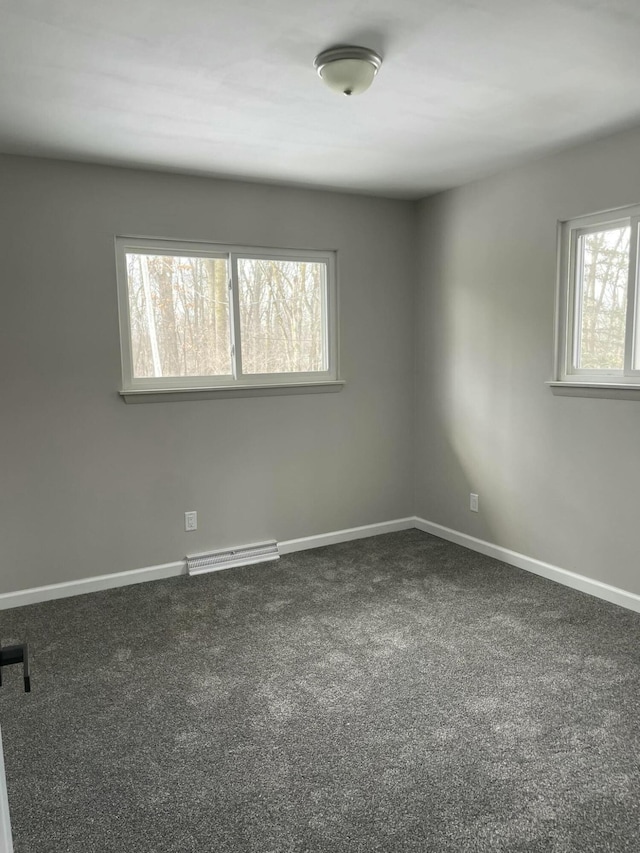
[0,529,639,852]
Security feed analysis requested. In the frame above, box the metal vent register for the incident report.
[186,540,279,576]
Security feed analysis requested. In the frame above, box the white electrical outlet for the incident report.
[470,493,479,512]
[185,511,197,531]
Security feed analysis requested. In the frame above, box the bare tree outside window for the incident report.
[126,253,231,378]
[238,258,325,374]
[576,227,630,371]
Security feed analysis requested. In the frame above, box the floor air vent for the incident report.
[186,540,279,576]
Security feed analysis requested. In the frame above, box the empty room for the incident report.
[1,0,640,850]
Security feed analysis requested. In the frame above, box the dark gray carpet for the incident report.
[1,530,639,852]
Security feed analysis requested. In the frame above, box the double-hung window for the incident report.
[555,204,640,388]
[115,237,338,395]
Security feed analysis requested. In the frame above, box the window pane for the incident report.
[126,253,231,378]
[576,226,630,370]
[237,258,327,374]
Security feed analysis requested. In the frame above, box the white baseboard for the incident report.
[0,561,185,611]
[279,517,416,555]
[2,515,639,615]
[0,518,415,610]
[414,516,640,615]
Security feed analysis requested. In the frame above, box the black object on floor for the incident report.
[0,641,30,693]
[0,530,639,852]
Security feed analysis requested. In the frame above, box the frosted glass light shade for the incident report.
[314,46,382,96]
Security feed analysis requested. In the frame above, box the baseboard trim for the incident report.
[414,516,640,614]
[0,561,185,611]
[0,518,416,610]
[279,517,416,555]
[3,515,639,615]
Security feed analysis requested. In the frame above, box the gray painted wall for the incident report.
[5,121,640,601]
[0,155,416,594]
[415,125,640,595]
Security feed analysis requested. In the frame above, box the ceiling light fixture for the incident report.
[314,45,382,96]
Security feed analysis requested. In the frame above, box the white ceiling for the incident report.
[2,0,640,198]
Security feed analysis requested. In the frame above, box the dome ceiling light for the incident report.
[313,45,383,96]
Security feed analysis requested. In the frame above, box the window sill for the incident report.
[546,381,640,400]
[119,380,346,404]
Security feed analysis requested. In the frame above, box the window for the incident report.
[115,238,338,394]
[555,204,640,387]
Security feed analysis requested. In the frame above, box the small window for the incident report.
[555,205,640,385]
[116,238,338,392]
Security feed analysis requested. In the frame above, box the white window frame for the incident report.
[115,237,339,394]
[554,203,640,387]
